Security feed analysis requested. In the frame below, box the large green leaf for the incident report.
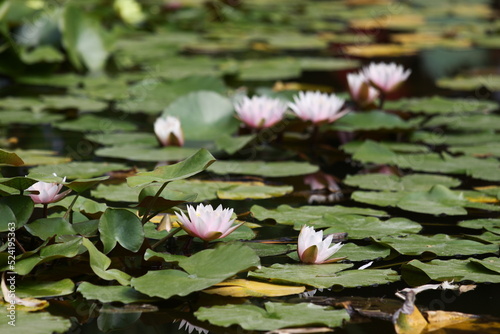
[40,95,107,112]
[402,258,500,286]
[195,302,350,331]
[0,110,64,125]
[160,91,239,141]
[0,148,24,166]
[375,234,499,257]
[332,111,413,131]
[99,208,144,254]
[95,145,200,162]
[385,96,498,114]
[16,279,75,298]
[0,308,71,334]
[86,132,157,146]
[131,243,260,299]
[436,74,500,91]
[238,58,301,81]
[0,195,34,231]
[29,162,128,179]
[249,263,399,289]
[344,173,461,191]
[77,282,153,304]
[25,218,77,239]
[127,148,215,187]
[53,115,137,133]
[207,161,319,177]
[458,218,500,234]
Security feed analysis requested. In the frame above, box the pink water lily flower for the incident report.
[289,91,348,124]
[347,72,380,107]
[27,178,71,204]
[154,115,184,146]
[362,62,411,93]
[234,96,288,129]
[176,204,243,242]
[297,225,343,264]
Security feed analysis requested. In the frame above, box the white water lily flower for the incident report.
[154,115,184,146]
[362,62,411,93]
[234,96,288,129]
[297,225,343,264]
[27,177,71,204]
[289,91,347,124]
[347,72,380,107]
[176,204,243,242]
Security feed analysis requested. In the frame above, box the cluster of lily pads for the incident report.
[0,0,500,334]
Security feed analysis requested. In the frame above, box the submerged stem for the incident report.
[42,204,48,219]
[63,193,80,222]
[378,91,386,109]
[151,227,182,250]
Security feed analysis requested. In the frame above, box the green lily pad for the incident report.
[238,58,301,81]
[437,74,500,91]
[208,161,319,177]
[53,115,137,133]
[288,243,391,262]
[424,114,500,131]
[243,243,296,257]
[50,195,107,216]
[99,208,144,254]
[470,257,500,274]
[92,183,142,202]
[332,111,413,132]
[77,282,153,304]
[448,142,500,157]
[402,258,500,286]
[410,131,500,146]
[25,218,77,240]
[299,57,360,71]
[342,141,430,155]
[215,134,256,155]
[251,204,388,227]
[95,145,200,162]
[375,234,499,257]
[0,110,65,125]
[0,97,45,111]
[0,308,71,334]
[385,96,498,114]
[118,76,227,114]
[217,184,293,200]
[458,218,500,234]
[160,91,239,141]
[127,148,215,187]
[249,263,399,289]
[195,302,350,331]
[0,149,24,166]
[131,243,260,299]
[85,132,158,146]
[40,95,107,112]
[10,149,71,166]
[344,173,461,191]
[17,73,85,87]
[29,162,128,179]
[16,279,75,298]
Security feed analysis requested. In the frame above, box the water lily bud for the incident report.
[289,91,348,124]
[154,115,184,147]
[176,204,243,242]
[27,178,71,204]
[362,62,411,93]
[347,72,380,107]
[297,225,343,264]
[234,96,288,129]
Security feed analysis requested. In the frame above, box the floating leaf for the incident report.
[375,234,499,257]
[99,208,144,254]
[25,218,77,240]
[77,282,153,304]
[195,302,350,331]
[436,74,500,91]
[238,58,301,81]
[16,279,75,298]
[344,173,461,192]
[127,149,215,187]
[30,162,127,180]
[0,195,34,231]
[0,308,71,334]
[9,149,70,166]
[95,145,200,162]
[53,115,137,133]
[203,279,306,297]
[208,161,318,177]
[385,96,498,114]
[217,184,293,200]
[332,111,413,132]
[86,132,157,146]
[0,149,24,166]
[458,218,500,234]
[40,95,107,112]
[0,110,64,125]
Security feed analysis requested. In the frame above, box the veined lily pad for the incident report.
[402,258,500,286]
[29,162,128,179]
[195,302,350,331]
[458,218,500,234]
[249,263,399,289]
[385,96,498,114]
[203,279,306,297]
[375,234,499,257]
[99,208,144,254]
[207,160,319,177]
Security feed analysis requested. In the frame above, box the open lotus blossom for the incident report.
[176,204,243,242]
[361,62,411,93]
[234,96,288,129]
[347,72,380,107]
[289,91,348,124]
[27,178,71,204]
[154,115,184,146]
[297,225,343,264]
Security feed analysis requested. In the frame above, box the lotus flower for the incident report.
[27,178,71,204]
[361,62,411,93]
[297,225,343,264]
[347,72,380,107]
[289,91,347,124]
[234,96,288,129]
[154,115,184,146]
[176,204,243,242]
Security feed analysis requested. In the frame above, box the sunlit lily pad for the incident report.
[385,96,498,114]
[332,111,414,131]
[53,115,137,133]
[195,302,349,331]
[299,57,360,71]
[345,173,461,191]
[208,161,319,177]
[458,218,500,234]
[343,44,418,57]
[375,234,499,257]
[203,279,306,297]
[249,263,399,289]
[92,183,141,202]
[402,258,500,286]
[217,184,293,200]
[29,161,128,179]
[0,97,45,111]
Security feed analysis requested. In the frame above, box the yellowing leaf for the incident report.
[465,196,499,204]
[424,310,478,332]
[273,81,333,93]
[343,44,417,58]
[394,304,427,334]
[203,279,305,297]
